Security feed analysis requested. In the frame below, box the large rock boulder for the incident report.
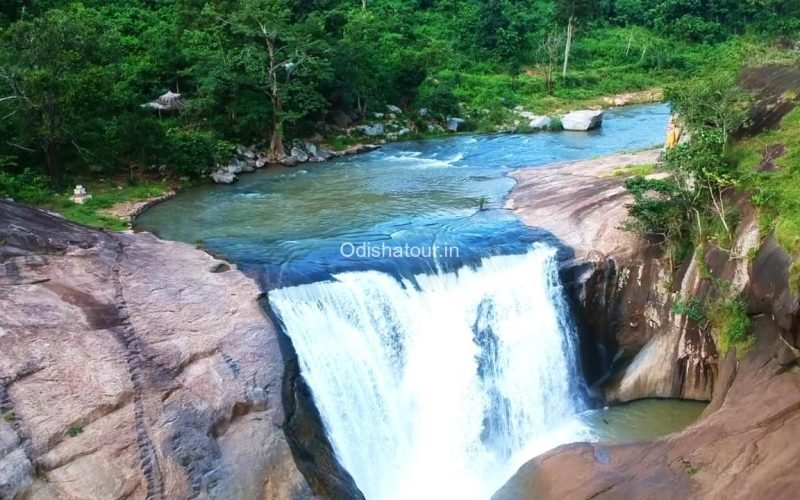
[290,146,309,163]
[529,116,552,130]
[211,170,237,184]
[561,110,604,131]
[0,201,313,499]
[447,117,466,132]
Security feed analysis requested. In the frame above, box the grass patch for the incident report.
[707,297,754,358]
[672,296,707,323]
[729,106,800,289]
[67,425,84,437]
[40,182,171,231]
[606,163,656,178]
[2,412,16,423]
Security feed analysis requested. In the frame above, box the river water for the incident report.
[136,103,704,499]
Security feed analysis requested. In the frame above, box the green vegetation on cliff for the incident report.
[622,53,800,358]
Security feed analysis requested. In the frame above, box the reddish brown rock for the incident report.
[493,327,800,500]
[0,201,311,499]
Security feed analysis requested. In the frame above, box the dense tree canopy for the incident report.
[0,0,797,187]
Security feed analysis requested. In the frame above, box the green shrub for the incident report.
[708,297,753,357]
[0,168,54,204]
[163,128,232,179]
[672,296,706,324]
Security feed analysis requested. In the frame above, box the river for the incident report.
[136,103,704,499]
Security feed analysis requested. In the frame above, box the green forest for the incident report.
[1,0,799,219]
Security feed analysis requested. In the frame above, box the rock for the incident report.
[386,104,402,114]
[0,448,32,499]
[0,200,315,499]
[290,146,309,163]
[281,155,299,167]
[330,109,355,128]
[256,156,268,168]
[227,159,245,174]
[373,112,384,119]
[427,124,441,133]
[211,170,237,184]
[355,124,385,137]
[311,147,333,163]
[418,108,430,117]
[493,328,800,500]
[303,141,317,157]
[561,110,604,131]
[529,116,552,130]
[338,144,380,156]
[397,128,411,136]
[237,144,256,159]
[507,150,661,260]
[447,117,466,132]
[207,260,231,273]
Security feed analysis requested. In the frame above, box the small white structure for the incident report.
[70,185,92,204]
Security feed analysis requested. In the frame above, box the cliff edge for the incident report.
[0,200,311,499]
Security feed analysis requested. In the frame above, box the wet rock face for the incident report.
[0,201,313,499]
[498,196,800,499]
[564,198,762,403]
[493,320,800,500]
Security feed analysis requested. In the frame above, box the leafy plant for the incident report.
[163,128,232,179]
[67,425,84,437]
[707,297,753,358]
[0,168,54,204]
[672,296,706,324]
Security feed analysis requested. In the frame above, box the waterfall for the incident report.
[269,244,587,499]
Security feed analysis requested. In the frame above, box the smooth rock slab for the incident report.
[0,200,311,499]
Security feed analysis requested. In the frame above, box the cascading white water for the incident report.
[269,244,587,499]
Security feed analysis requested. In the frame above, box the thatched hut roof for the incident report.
[142,91,185,112]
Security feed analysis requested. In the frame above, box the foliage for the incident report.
[0,168,54,204]
[0,0,797,204]
[665,70,752,142]
[623,66,753,254]
[67,425,84,437]
[608,163,655,178]
[671,296,706,323]
[707,296,753,358]
[163,128,232,178]
[730,107,800,257]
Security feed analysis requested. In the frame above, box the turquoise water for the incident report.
[136,104,671,287]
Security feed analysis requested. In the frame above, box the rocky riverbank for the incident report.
[0,200,361,499]
[499,148,800,498]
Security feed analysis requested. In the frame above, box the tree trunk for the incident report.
[45,141,63,189]
[562,16,573,79]
[266,37,286,161]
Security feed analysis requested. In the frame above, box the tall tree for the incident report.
[223,0,329,159]
[0,5,116,187]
